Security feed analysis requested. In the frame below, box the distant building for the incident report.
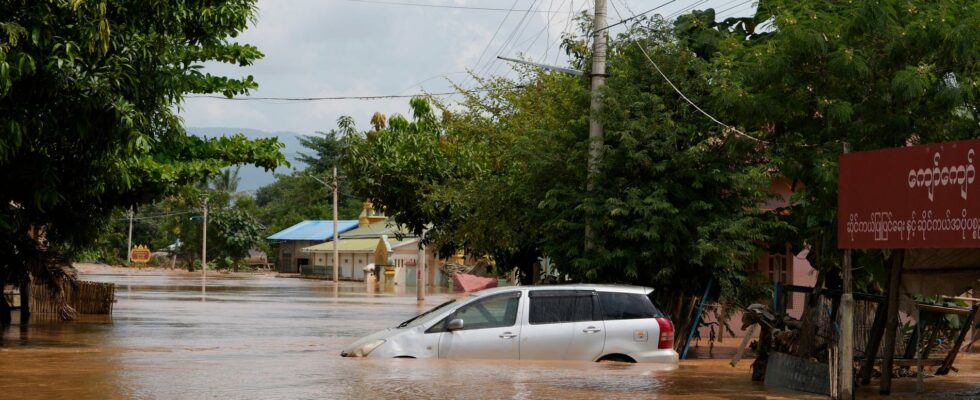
[266,220,359,273]
[301,201,446,284]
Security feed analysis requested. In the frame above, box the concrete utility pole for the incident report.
[584,0,607,252]
[332,167,340,284]
[836,142,854,400]
[201,198,208,295]
[127,207,134,263]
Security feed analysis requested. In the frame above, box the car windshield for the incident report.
[396,299,457,328]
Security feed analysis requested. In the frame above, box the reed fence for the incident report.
[29,281,115,315]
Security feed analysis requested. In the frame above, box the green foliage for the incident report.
[0,1,284,284]
[536,19,784,302]
[340,19,783,301]
[252,129,362,254]
[677,0,980,288]
[343,99,482,244]
[211,207,262,268]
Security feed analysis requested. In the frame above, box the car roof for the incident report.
[472,284,653,296]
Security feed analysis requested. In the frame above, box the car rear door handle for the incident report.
[582,326,601,334]
[499,332,518,339]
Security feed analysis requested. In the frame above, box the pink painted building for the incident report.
[696,177,818,339]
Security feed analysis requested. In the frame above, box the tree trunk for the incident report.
[0,273,10,326]
[752,322,772,381]
[797,268,827,358]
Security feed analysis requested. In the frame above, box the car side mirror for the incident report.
[447,318,464,331]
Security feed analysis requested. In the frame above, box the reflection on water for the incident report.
[1,271,976,399]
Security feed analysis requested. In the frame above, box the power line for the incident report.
[461,0,523,90]
[717,0,756,16]
[608,1,766,143]
[339,0,571,13]
[184,87,513,102]
[595,0,678,33]
[666,0,711,19]
[515,0,570,56]
[482,0,542,78]
[118,210,197,221]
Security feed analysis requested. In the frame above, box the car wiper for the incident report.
[396,299,455,328]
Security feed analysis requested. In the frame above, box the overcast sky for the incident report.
[178,0,756,136]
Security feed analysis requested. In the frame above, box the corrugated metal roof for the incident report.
[266,220,360,241]
[339,220,414,239]
[302,237,413,253]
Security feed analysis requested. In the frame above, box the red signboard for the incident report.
[838,139,979,249]
[130,244,152,263]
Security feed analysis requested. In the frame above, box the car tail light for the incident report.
[656,317,673,349]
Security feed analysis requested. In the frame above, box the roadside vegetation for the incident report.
[0,0,284,322]
[1,0,977,325]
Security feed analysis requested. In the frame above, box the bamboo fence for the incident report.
[29,281,115,315]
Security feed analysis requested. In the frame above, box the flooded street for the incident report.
[1,270,976,399]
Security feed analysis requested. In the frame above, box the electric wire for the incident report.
[593,0,677,34]
[484,0,543,78]
[717,0,756,16]
[184,87,514,102]
[549,0,591,66]
[117,210,198,221]
[460,0,523,91]
[608,1,766,143]
[665,0,712,19]
[514,0,569,59]
[339,0,571,13]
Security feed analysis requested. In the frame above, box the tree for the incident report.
[211,207,263,271]
[340,18,784,301]
[0,0,284,322]
[514,18,784,303]
[253,128,361,244]
[342,98,483,256]
[676,0,980,287]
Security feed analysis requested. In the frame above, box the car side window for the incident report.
[427,292,520,333]
[598,292,664,320]
[528,290,597,324]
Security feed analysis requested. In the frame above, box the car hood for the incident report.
[341,328,397,356]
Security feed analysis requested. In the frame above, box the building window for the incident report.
[766,252,792,309]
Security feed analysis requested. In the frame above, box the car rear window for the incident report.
[598,291,664,320]
[528,290,598,324]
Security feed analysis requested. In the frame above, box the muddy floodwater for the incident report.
[2,270,977,399]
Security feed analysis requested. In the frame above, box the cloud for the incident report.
[178,0,750,134]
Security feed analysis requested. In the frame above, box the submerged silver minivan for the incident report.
[341,285,678,363]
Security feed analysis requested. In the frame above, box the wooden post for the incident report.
[834,140,854,399]
[836,248,854,399]
[880,250,904,394]
[935,305,979,375]
[915,307,924,393]
[860,256,892,385]
[19,280,30,324]
[730,324,758,367]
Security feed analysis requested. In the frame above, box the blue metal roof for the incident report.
[267,220,360,241]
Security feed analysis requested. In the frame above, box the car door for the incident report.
[597,291,662,357]
[434,291,522,359]
[520,290,605,361]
